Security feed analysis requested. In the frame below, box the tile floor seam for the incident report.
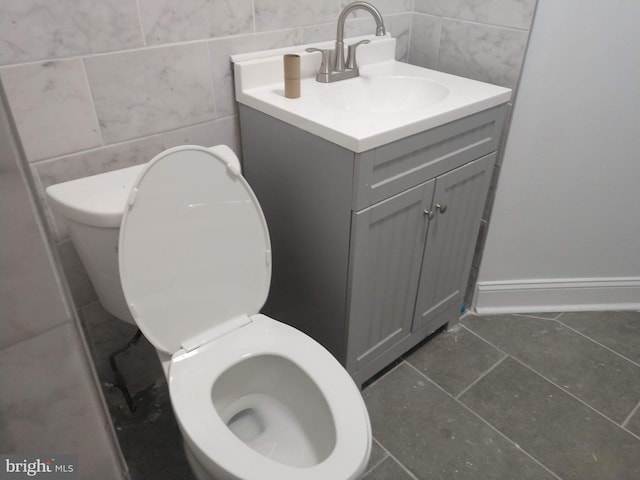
[513,312,563,321]
[362,359,406,391]
[454,353,509,400]
[0,320,73,355]
[363,438,389,476]
[460,324,640,441]
[622,398,640,429]
[402,360,563,480]
[551,317,640,368]
[373,436,421,480]
[458,324,512,359]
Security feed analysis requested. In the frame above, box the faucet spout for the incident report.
[334,1,386,72]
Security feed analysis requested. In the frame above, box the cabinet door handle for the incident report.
[436,203,447,214]
[423,209,434,219]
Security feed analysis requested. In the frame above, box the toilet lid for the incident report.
[119,145,271,355]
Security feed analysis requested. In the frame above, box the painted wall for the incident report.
[476,0,640,313]
[0,93,125,478]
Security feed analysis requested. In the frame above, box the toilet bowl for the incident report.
[48,145,371,480]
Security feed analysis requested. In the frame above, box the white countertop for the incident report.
[233,36,512,153]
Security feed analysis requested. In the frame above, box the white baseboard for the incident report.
[473,277,640,315]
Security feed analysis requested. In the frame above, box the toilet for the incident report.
[46,145,372,480]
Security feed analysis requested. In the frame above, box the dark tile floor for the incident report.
[363,311,640,480]
[94,310,640,480]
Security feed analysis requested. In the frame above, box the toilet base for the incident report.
[184,441,215,480]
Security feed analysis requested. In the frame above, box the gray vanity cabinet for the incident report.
[239,103,506,386]
[346,154,495,378]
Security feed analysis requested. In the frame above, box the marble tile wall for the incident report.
[411,0,536,88]
[0,94,125,478]
[0,0,536,314]
[0,0,414,312]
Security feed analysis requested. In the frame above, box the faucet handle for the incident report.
[346,39,370,70]
[305,48,333,75]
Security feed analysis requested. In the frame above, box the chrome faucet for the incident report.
[306,1,386,83]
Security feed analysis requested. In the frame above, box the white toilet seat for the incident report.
[118,144,271,355]
[169,314,371,480]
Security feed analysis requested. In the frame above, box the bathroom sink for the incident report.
[233,35,512,152]
[321,76,449,113]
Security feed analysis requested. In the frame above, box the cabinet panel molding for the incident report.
[414,153,497,333]
[353,105,506,210]
[346,181,435,372]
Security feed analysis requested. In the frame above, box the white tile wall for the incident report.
[0,0,143,65]
[253,0,339,31]
[341,0,414,16]
[1,60,102,161]
[411,0,536,88]
[0,324,124,478]
[208,29,303,118]
[138,0,254,45]
[408,14,443,69]
[84,43,216,143]
[438,19,529,88]
[1,96,124,477]
[414,0,537,29]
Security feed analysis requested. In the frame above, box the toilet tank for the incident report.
[46,164,147,324]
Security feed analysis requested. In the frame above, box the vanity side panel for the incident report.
[353,105,506,210]
[239,106,355,363]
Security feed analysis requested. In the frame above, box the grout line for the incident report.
[372,433,421,480]
[406,9,413,61]
[513,312,563,321]
[362,438,389,477]
[411,11,531,32]
[30,115,237,167]
[460,324,640,441]
[204,41,219,117]
[433,16,443,70]
[403,360,563,480]
[622,399,640,429]
[455,353,508,400]
[551,317,640,368]
[362,359,406,391]
[134,0,147,47]
[0,26,302,70]
[251,0,257,33]
[0,321,72,355]
[79,58,105,147]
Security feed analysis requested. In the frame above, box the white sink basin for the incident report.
[233,36,511,152]
[322,76,449,113]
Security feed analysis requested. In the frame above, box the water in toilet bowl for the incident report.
[212,354,336,469]
[224,392,322,467]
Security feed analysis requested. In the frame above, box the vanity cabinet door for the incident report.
[413,153,496,333]
[346,180,435,372]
